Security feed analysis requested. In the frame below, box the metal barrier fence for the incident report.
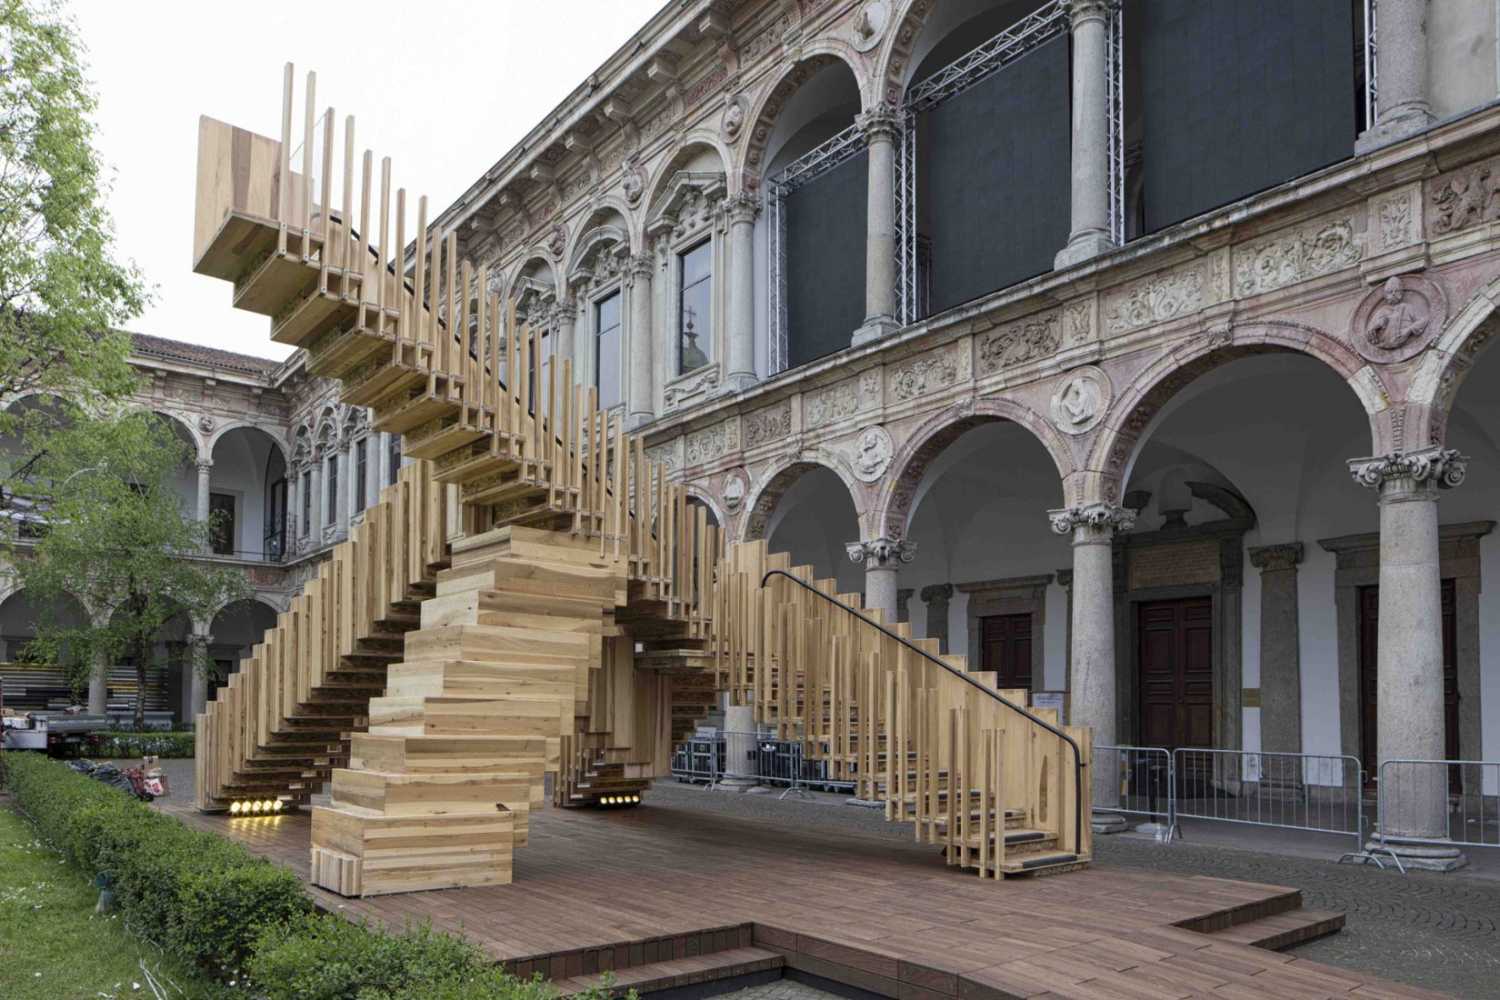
[670,732,857,797]
[1094,745,1175,837]
[1173,748,1366,846]
[1377,758,1500,851]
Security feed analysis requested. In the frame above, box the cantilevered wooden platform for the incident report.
[153,794,1442,999]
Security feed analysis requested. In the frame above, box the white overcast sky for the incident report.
[72,0,664,362]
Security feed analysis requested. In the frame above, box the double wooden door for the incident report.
[1137,597,1214,749]
[980,613,1032,691]
[1358,579,1458,781]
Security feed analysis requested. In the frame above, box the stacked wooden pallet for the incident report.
[190,64,1090,896]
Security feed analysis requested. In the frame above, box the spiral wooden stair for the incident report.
[191,65,1090,897]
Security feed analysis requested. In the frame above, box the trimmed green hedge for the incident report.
[5,752,309,977]
[89,729,196,758]
[4,755,628,1000]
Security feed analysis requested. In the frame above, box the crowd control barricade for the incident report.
[1377,758,1500,852]
[1173,748,1366,848]
[1094,745,1175,838]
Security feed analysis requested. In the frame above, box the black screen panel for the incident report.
[921,34,1071,315]
[1137,0,1355,233]
[785,148,867,368]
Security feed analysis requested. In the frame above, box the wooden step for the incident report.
[997,851,1083,876]
[1205,909,1345,951]
[552,946,782,997]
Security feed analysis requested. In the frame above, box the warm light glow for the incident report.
[272,799,284,812]
[229,801,242,815]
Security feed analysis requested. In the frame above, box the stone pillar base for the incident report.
[1366,839,1468,872]
[1091,811,1130,835]
[719,372,759,395]
[712,776,762,793]
[851,316,899,348]
[1054,230,1116,270]
[1355,109,1435,154]
[627,413,653,432]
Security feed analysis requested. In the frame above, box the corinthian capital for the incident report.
[1348,447,1467,492]
[855,101,903,145]
[846,536,916,570]
[1066,0,1114,25]
[1047,503,1136,537]
[725,192,761,226]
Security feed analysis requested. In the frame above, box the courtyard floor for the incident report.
[136,758,1488,999]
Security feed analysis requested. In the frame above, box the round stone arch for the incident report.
[1085,322,1384,506]
[566,223,631,285]
[125,405,206,462]
[646,132,734,207]
[205,421,290,464]
[739,44,872,187]
[874,396,1075,539]
[682,484,727,530]
[1409,272,1500,449]
[505,252,561,307]
[565,196,639,269]
[874,0,939,105]
[740,449,866,544]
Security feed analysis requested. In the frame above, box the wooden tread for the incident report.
[1207,908,1346,950]
[553,946,782,997]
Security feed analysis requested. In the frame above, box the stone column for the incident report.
[554,297,577,386]
[846,537,916,624]
[188,630,211,723]
[1249,543,1304,758]
[308,459,323,545]
[852,103,902,347]
[896,588,914,625]
[726,193,759,391]
[87,646,109,716]
[626,253,655,428]
[920,583,954,655]
[720,703,759,791]
[1356,0,1434,151]
[1055,0,1116,269]
[376,435,391,493]
[1350,447,1466,868]
[1050,503,1134,817]
[196,459,213,550]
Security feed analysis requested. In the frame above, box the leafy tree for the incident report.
[9,410,248,728]
[0,0,145,434]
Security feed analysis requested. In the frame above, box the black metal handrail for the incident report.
[760,568,1086,854]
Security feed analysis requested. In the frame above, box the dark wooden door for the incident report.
[1359,580,1458,782]
[1137,597,1214,749]
[980,613,1032,691]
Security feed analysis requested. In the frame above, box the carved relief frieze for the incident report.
[977,309,1061,374]
[805,376,863,427]
[1371,184,1420,252]
[1102,265,1208,336]
[1232,216,1362,297]
[888,341,971,402]
[684,418,738,466]
[742,400,791,449]
[645,438,683,475]
[663,366,720,412]
[1426,157,1500,237]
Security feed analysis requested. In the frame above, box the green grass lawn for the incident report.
[0,800,227,1000]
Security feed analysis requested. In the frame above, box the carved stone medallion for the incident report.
[722,470,747,513]
[622,162,645,207]
[852,425,894,483]
[849,1,889,52]
[1351,274,1447,364]
[722,98,746,143]
[1049,366,1111,435]
[546,223,568,259]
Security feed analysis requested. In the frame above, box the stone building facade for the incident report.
[0,334,401,725]
[411,0,1500,861]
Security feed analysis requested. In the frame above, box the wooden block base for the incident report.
[311,804,515,896]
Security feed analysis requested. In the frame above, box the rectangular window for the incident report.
[325,454,338,526]
[301,470,311,536]
[265,478,286,560]
[208,492,235,556]
[387,434,401,486]
[354,438,368,512]
[595,291,622,411]
[678,240,712,374]
[526,328,553,416]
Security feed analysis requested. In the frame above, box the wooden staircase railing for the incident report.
[189,63,1090,896]
[710,544,1092,877]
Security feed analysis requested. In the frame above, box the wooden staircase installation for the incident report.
[190,65,1089,896]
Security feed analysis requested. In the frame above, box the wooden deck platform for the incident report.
[153,793,1444,999]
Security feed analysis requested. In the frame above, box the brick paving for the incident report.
[646,780,1500,998]
[136,760,1494,996]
